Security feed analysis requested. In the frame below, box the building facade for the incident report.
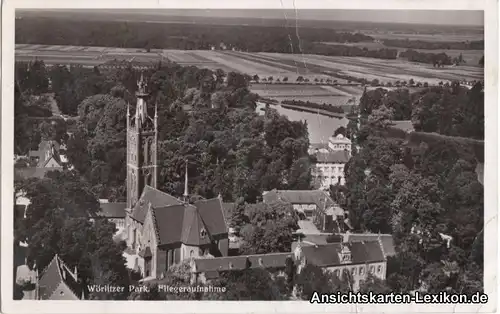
[293,238,387,292]
[309,134,352,189]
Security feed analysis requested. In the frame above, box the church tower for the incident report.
[126,73,158,209]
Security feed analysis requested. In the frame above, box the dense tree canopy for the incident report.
[15,171,133,300]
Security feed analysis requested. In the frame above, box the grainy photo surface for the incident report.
[2,1,497,313]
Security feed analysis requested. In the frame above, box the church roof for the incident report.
[194,198,228,237]
[131,185,182,223]
[151,202,225,246]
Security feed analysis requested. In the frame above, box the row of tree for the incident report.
[382,39,484,50]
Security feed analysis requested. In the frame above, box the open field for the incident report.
[323,41,483,65]
[16,43,483,88]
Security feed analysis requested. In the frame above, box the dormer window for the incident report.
[200,228,207,239]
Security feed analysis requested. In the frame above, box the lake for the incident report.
[256,102,348,144]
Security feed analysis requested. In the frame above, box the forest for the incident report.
[399,49,453,66]
[15,17,401,60]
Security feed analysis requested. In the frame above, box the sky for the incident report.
[29,9,484,26]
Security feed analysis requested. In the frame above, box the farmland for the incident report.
[15,43,483,110]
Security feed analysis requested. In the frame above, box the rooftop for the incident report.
[314,150,350,164]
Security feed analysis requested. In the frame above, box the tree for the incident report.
[359,273,391,293]
[295,264,348,300]
[252,74,259,82]
[367,105,394,129]
[240,201,298,254]
[334,126,347,137]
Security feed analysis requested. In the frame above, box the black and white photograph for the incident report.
[1,0,498,313]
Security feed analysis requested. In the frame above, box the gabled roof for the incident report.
[98,202,127,218]
[194,198,228,236]
[314,151,350,164]
[37,154,62,168]
[38,255,82,300]
[192,253,294,273]
[299,240,385,267]
[151,198,227,246]
[346,233,396,257]
[131,185,182,223]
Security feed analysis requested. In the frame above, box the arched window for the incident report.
[377,265,382,274]
[359,266,365,275]
[190,250,194,257]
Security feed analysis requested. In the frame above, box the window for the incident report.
[351,268,357,275]
[377,265,382,274]
[169,250,175,266]
[359,267,365,275]
[190,250,194,257]
[334,269,340,277]
[370,266,375,273]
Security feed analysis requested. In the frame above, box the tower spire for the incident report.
[183,159,189,203]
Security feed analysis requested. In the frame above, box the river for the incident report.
[256,102,349,144]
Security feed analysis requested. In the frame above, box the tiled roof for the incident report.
[152,199,226,246]
[299,240,385,267]
[38,255,82,300]
[15,167,62,180]
[314,150,350,164]
[192,253,294,273]
[131,185,182,223]
[98,202,127,218]
[194,198,228,236]
[346,234,396,257]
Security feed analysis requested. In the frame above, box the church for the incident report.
[123,75,229,280]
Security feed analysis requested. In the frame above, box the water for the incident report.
[256,102,348,144]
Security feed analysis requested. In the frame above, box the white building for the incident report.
[309,134,352,189]
[312,151,350,188]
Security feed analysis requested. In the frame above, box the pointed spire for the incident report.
[183,159,189,203]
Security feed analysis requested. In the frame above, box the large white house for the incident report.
[309,134,352,189]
